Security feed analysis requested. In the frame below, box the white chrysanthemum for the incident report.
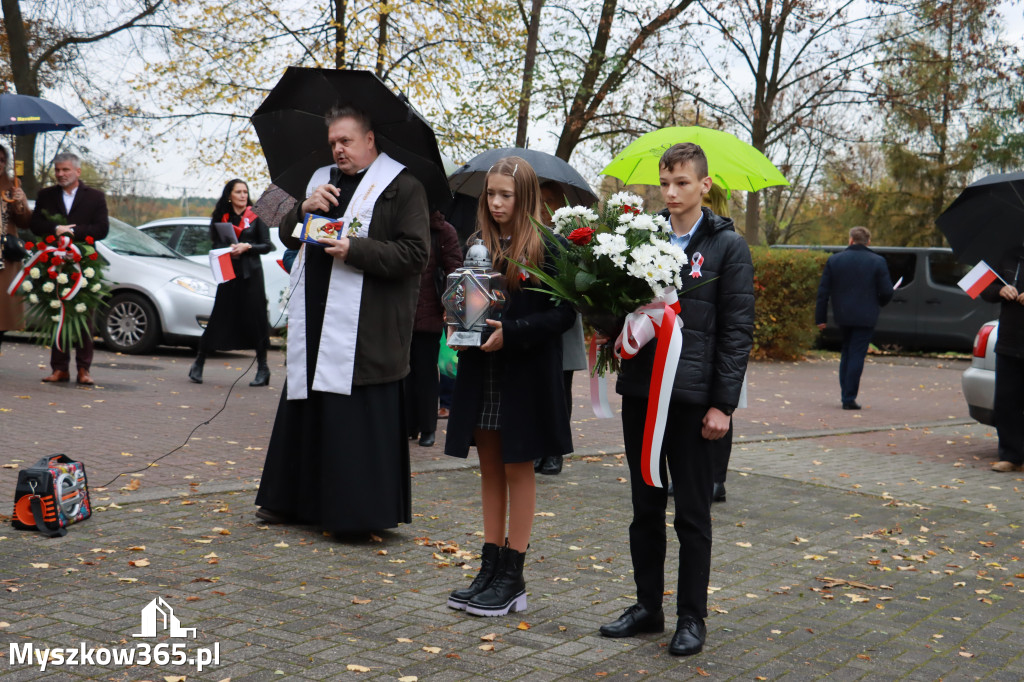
[29,294,39,304]
[56,273,69,284]
[657,240,688,265]
[49,299,61,309]
[606,192,644,211]
[593,233,629,259]
[29,267,41,279]
[83,267,95,278]
[61,288,71,297]
[42,282,55,293]
[75,303,87,313]
[626,214,660,233]
[550,206,597,234]
[651,214,672,234]
[91,283,102,292]
[51,314,61,322]
[21,281,33,292]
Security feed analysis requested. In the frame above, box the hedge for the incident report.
[750,246,829,360]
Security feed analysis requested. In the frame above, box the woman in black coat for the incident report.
[444,156,575,617]
[188,179,275,386]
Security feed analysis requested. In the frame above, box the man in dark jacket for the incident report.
[980,245,1024,472]
[815,227,894,409]
[254,105,430,533]
[599,143,754,656]
[30,152,109,386]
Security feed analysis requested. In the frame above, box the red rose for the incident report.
[623,205,641,215]
[51,254,62,264]
[73,254,82,262]
[49,270,57,279]
[45,235,56,243]
[89,253,99,260]
[24,241,34,250]
[567,227,595,245]
[85,236,94,245]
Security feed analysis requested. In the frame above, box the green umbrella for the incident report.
[600,126,789,192]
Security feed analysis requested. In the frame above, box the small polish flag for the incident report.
[957,261,999,299]
[209,247,236,284]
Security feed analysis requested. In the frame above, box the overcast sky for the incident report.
[37,0,1024,209]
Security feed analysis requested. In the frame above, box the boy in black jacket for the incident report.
[599,143,755,655]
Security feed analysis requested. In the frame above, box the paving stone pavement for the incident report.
[1,338,1022,681]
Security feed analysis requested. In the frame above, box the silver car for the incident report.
[961,320,998,426]
[136,217,290,330]
[96,218,218,353]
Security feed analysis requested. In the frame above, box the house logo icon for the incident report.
[133,597,197,638]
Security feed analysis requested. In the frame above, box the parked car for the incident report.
[137,217,290,330]
[962,320,997,426]
[774,245,1001,352]
[95,218,218,353]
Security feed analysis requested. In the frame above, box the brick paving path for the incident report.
[1,338,1021,680]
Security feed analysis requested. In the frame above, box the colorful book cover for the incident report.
[300,213,349,245]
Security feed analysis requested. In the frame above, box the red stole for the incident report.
[223,207,260,239]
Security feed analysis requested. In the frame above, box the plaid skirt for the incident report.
[476,353,502,430]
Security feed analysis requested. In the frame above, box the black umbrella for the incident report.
[449,147,599,207]
[0,93,82,135]
[250,67,450,207]
[937,172,1024,265]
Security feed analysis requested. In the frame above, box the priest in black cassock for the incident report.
[254,105,429,533]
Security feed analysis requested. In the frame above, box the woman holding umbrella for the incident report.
[0,143,31,354]
[444,156,575,617]
[188,179,275,386]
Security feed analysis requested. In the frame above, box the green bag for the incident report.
[438,331,458,378]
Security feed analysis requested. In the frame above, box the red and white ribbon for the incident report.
[690,252,704,278]
[6,236,87,351]
[613,288,683,488]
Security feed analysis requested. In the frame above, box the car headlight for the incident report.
[171,276,217,297]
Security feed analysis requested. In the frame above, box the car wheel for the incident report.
[101,292,161,354]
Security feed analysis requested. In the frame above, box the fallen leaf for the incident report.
[129,559,150,568]
[735,542,752,548]
[128,545,146,551]
[346,664,372,672]
[30,563,49,569]
[696,668,710,677]
[480,633,497,641]
[959,651,974,658]
[164,676,186,682]
[422,646,441,654]
[478,644,495,651]
[274,542,289,548]
[396,637,413,643]
[121,479,141,491]
[0,622,10,628]
[517,621,530,630]
[352,597,371,605]
[398,677,418,682]
[118,577,139,583]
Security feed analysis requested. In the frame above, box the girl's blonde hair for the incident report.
[475,156,544,290]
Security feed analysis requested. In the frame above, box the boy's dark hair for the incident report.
[659,143,709,178]
[324,105,373,133]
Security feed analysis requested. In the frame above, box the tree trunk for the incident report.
[2,0,40,197]
[515,0,544,148]
[335,0,347,69]
[375,1,389,78]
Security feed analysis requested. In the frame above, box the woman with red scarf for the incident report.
[188,179,275,386]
